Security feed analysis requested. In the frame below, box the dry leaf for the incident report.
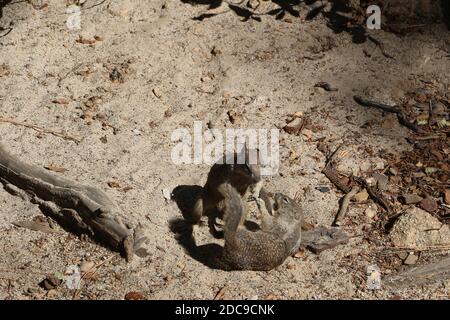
[125,291,146,300]
[45,164,67,173]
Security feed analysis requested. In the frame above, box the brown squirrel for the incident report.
[191,145,264,238]
[215,182,303,271]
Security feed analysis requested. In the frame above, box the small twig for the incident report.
[0,117,81,143]
[213,285,227,300]
[353,95,419,132]
[334,186,359,226]
[82,0,108,11]
[367,35,395,60]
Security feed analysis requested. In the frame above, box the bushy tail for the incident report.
[217,182,243,243]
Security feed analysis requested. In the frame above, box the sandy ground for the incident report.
[0,0,449,300]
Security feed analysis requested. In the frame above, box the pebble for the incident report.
[365,205,377,219]
[419,196,438,213]
[403,253,418,265]
[402,193,423,205]
[354,189,369,202]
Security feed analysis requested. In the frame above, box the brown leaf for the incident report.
[125,291,146,300]
[52,98,69,105]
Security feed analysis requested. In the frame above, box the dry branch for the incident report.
[0,143,146,261]
[0,117,81,143]
[384,255,450,288]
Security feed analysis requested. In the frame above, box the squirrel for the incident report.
[215,182,303,271]
[191,145,265,238]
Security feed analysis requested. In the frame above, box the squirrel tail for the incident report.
[217,182,243,242]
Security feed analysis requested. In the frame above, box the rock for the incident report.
[389,167,398,176]
[80,261,96,274]
[247,0,260,9]
[401,193,423,205]
[419,196,438,212]
[397,252,408,260]
[445,189,450,205]
[152,87,162,98]
[373,173,389,191]
[403,253,418,265]
[390,207,450,247]
[354,189,369,202]
[365,205,377,219]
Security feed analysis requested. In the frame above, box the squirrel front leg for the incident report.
[255,197,273,231]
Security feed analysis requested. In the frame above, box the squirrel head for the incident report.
[273,193,302,220]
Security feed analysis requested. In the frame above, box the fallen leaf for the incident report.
[13,218,60,234]
[125,291,146,300]
[52,98,69,105]
[444,189,450,205]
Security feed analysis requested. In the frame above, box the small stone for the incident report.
[152,87,162,98]
[80,261,96,274]
[389,167,398,176]
[354,189,369,202]
[397,252,408,260]
[109,68,123,83]
[283,117,303,135]
[419,196,438,213]
[315,186,330,193]
[162,188,172,201]
[365,205,377,219]
[227,110,242,124]
[248,0,260,9]
[401,194,423,205]
[403,253,418,265]
[444,189,450,205]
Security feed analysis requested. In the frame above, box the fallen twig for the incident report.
[384,255,450,288]
[367,35,395,60]
[334,186,359,226]
[353,95,419,132]
[0,143,146,261]
[0,117,82,143]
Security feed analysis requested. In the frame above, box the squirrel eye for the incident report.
[283,197,289,204]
